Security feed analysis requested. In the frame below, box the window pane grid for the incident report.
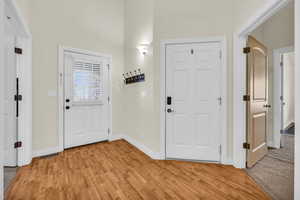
[73,61,103,102]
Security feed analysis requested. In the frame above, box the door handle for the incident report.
[66,99,70,103]
[66,106,70,110]
[263,104,271,108]
[167,108,174,113]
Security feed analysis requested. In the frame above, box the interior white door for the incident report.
[4,19,17,167]
[166,42,222,162]
[64,52,109,149]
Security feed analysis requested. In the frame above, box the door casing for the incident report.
[160,37,228,164]
[58,46,112,152]
[233,0,292,169]
[273,46,294,149]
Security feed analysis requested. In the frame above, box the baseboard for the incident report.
[222,158,234,166]
[109,133,123,142]
[32,146,60,158]
[122,135,164,160]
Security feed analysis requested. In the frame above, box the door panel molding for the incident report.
[246,36,269,168]
[160,37,228,164]
[58,46,112,152]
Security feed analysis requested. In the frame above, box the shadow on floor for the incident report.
[246,134,294,200]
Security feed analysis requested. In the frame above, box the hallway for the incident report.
[247,134,294,200]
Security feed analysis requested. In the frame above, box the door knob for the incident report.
[167,108,174,113]
[66,106,70,110]
[66,99,70,103]
[263,104,271,108]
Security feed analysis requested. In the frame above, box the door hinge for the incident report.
[107,64,110,70]
[14,141,22,148]
[15,47,23,54]
[108,96,110,102]
[108,128,110,134]
[243,95,250,101]
[243,47,251,54]
[219,51,222,59]
[243,142,250,149]
[219,145,222,155]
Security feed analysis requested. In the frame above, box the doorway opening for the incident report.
[242,1,295,199]
[2,0,32,195]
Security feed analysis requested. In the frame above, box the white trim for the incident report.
[2,0,32,167]
[160,37,228,164]
[0,0,5,198]
[122,135,164,160]
[58,46,112,152]
[294,1,300,199]
[233,0,291,168]
[273,46,294,149]
[32,147,60,158]
[109,133,123,142]
[1,0,32,197]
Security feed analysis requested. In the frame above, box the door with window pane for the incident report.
[64,52,109,149]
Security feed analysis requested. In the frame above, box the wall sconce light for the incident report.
[137,44,150,56]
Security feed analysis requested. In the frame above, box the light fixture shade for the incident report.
[137,44,150,55]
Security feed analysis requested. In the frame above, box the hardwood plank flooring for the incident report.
[5,140,270,200]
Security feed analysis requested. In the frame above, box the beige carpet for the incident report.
[246,134,294,200]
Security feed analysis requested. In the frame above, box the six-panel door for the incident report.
[166,42,222,162]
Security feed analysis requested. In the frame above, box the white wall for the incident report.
[283,52,295,128]
[250,2,294,145]
[233,0,274,31]
[0,0,5,198]
[123,0,235,159]
[294,0,300,198]
[123,0,156,151]
[153,0,234,159]
[17,0,125,152]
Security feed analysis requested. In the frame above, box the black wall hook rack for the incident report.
[123,69,145,85]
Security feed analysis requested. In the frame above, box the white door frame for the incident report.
[160,37,228,164]
[5,0,32,168]
[273,46,294,149]
[0,1,5,198]
[233,0,292,169]
[58,46,112,152]
[0,0,32,198]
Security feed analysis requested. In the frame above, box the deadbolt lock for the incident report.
[167,108,174,113]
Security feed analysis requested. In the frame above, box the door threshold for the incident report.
[166,158,220,164]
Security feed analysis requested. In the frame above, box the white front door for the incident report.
[64,52,110,149]
[4,19,17,167]
[166,42,222,162]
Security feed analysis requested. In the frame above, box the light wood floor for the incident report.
[5,140,270,200]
